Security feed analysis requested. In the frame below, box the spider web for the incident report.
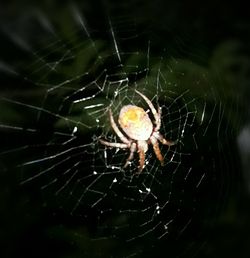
[0,3,237,258]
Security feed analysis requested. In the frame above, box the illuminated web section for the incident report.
[0,7,219,257]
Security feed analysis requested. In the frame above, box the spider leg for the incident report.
[153,131,176,146]
[154,106,162,131]
[137,140,148,173]
[135,90,160,128]
[150,135,164,166]
[99,139,129,149]
[109,109,130,145]
[124,142,137,168]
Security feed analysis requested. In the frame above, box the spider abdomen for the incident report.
[118,105,153,141]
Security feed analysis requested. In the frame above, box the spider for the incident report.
[100,90,175,173]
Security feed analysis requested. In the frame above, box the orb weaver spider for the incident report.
[100,90,175,173]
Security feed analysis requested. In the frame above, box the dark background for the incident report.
[1,0,250,257]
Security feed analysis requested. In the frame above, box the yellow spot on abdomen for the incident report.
[119,106,145,129]
[118,104,153,140]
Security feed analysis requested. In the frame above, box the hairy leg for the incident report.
[153,131,175,146]
[99,139,129,149]
[150,136,164,166]
[124,142,137,168]
[137,140,148,173]
[135,90,160,127]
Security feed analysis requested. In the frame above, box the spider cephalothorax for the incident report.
[100,90,175,173]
